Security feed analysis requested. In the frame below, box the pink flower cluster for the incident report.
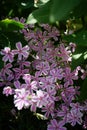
[0,22,87,130]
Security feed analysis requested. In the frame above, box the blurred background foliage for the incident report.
[0,0,87,130]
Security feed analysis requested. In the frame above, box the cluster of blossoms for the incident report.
[0,20,87,130]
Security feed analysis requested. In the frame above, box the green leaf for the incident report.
[27,0,81,23]
[0,19,24,31]
[71,0,87,18]
[27,0,52,24]
[63,29,87,47]
[49,0,80,23]
[71,46,87,69]
[79,78,87,101]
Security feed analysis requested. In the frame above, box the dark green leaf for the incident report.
[79,78,87,101]
[27,0,52,24]
[49,0,80,23]
[63,29,87,47]
[27,0,81,23]
[71,46,87,69]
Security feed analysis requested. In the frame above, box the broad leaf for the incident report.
[27,0,81,23]
[0,19,24,31]
[49,0,80,23]
[27,0,52,24]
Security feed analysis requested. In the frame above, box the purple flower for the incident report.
[14,80,25,89]
[12,42,29,60]
[39,76,55,90]
[3,86,13,96]
[47,119,67,130]
[23,74,37,93]
[13,67,29,79]
[58,44,71,62]
[70,102,83,112]
[0,74,14,87]
[42,102,54,118]
[48,26,60,41]
[14,88,30,110]
[0,63,12,76]
[67,110,83,126]
[50,68,64,81]
[1,47,14,62]
[17,60,30,68]
[57,105,69,124]
[63,67,78,86]
[32,90,48,108]
[36,61,50,76]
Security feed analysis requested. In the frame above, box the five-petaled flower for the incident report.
[12,42,29,60]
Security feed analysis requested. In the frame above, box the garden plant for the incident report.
[0,0,87,130]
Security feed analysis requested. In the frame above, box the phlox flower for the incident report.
[0,63,12,76]
[32,90,48,108]
[3,86,13,96]
[63,67,78,86]
[12,42,29,60]
[57,105,69,124]
[47,119,67,130]
[48,26,60,41]
[67,109,83,126]
[39,76,55,90]
[36,61,50,76]
[0,73,14,87]
[70,102,83,112]
[50,68,64,81]
[42,102,54,118]
[23,74,37,93]
[58,44,71,62]
[13,67,29,79]
[1,47,14,62]
[14,88,30,110]
[14,80,25,89]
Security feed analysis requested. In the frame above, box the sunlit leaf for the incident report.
[0,19,24,31]
[71,46,87,69]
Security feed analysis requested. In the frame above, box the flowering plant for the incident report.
[0,19,87,130]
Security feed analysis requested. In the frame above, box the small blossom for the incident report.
[12,42,29,60]
[63,67,78,86]
[67,110,83,126]
[3,86,13,96]
[36,61,50,76]
[0,63,12,76]
[32,90,48,108]
[1,47,14,62]
[14,88,30,110]
[23,74,37,93]
[47,119,67,130]
[58,44,71,62]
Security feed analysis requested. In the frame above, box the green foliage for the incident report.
[79,78,87,101]
[27,0,81,23]
[63,29,87,47]
[0,19,24,31]
[27,0,52,24]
